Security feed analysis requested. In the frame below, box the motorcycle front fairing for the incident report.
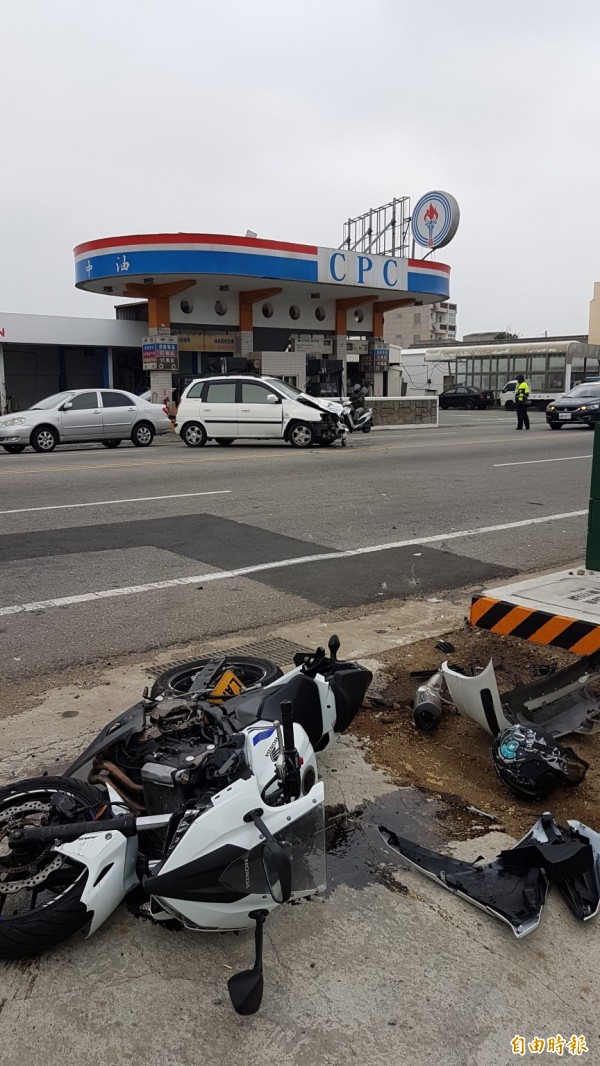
[145,765,326,931]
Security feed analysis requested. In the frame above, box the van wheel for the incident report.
[215,438,235,446]
[181,422,207,447]
[288,422,315,449]
[505,401,515,411]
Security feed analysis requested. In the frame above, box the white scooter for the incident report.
[341,398,374,434]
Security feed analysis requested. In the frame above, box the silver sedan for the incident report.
[0,389,172,454]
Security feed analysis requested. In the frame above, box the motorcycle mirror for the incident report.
[227,968,264,1016]
[328,634,341,661]
[228,910,267,1016]
[262,840,292,903]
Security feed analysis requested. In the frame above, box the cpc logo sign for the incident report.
[319,249,408,290]
[411,191,460,249]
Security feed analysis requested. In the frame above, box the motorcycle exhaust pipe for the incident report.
[413,672,444,731]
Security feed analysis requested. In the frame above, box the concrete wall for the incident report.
[329,395,438,428]
[369,397,438,428]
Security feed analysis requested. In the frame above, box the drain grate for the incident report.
[222,636,311,665]
[150,636,310,678]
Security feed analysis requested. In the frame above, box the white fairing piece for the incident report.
[56,829,139,936]
[153,769,325,931]
[441,659,511,735]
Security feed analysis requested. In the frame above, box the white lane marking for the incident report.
[0,508,586,618]
[0,490,231,516]
[494,455,592,468]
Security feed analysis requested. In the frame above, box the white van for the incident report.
[500,380,561,411]
[175,375,344,449]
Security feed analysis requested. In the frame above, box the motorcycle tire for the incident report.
[149,654,283,700]
[0,776,104,959]
[361,425,372,433]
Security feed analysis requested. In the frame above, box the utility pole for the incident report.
[586,423,600,570]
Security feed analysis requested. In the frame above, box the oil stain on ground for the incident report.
[324,786,487,895]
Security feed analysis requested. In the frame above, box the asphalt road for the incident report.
[0,409,593,683]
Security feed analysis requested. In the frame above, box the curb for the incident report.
[470,593,600,655]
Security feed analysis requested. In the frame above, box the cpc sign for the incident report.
[318,248,408,290]
[411,191,460,249]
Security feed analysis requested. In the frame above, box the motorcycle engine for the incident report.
[140,731,248,816]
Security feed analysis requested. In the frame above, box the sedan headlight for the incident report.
[0,417,27,427]
[586,403,600,410]
[547,405,555,411]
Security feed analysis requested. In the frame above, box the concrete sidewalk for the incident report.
[0,594,597,1066]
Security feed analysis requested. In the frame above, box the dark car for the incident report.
[439,385,493,410]
[546,382,600,430]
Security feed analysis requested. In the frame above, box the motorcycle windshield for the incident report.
[220,800,326,898]
[274,801,327,895]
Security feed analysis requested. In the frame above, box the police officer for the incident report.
[515,373,530,430]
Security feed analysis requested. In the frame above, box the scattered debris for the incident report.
[435,640,455,654]
[441,653,600,739]
[350,626,600,839]
[380,813,600,936]
[465,805,497,821]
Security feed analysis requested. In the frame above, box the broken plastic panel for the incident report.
[380,813,600,936]
[440,652,600,739]
[379,824,548,938]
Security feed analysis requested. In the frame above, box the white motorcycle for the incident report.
[0,638,372,1014]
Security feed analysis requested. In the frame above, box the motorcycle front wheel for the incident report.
[362,425,372,433]
[0,776,104,958]
[149,654,283,699]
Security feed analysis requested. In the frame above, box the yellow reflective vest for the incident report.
[515,381,530,404]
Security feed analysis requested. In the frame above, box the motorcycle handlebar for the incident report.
[9,814,138,846]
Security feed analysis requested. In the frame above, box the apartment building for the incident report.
[383,300,457,347]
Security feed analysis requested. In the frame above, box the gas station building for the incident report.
[0,205,455,413]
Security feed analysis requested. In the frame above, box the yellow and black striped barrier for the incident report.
[470,594,600,655]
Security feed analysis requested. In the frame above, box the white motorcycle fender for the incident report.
[55,829,139,937]
[441,659,511,736]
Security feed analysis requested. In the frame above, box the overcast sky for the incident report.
[1,0,599,338]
